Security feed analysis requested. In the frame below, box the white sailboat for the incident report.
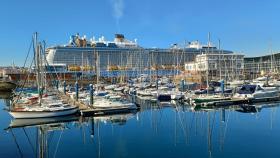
[10,99,78,119]
[9,33,78,119]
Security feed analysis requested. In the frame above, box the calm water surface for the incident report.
[1,95,280,158]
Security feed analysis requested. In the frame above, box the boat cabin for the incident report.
[237,85,264,94]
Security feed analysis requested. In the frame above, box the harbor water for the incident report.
[1,94,280,158]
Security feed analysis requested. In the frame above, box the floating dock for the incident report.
[193,97,280,108]
[80,106,138,117]
[59,93,139,117]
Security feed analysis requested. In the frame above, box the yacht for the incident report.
[233,84,279,100]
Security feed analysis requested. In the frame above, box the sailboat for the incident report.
[191,35,230,105]
[9,33,78,119]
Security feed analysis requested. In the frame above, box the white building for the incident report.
[185,53,244,81]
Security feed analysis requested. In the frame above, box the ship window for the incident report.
[256,85,264,91]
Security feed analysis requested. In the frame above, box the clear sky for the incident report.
[0,0,280,66]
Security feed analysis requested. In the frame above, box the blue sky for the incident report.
[0,0,280,66]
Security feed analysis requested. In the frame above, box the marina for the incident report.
[2,93,280,158]
[1,0,280,157]
[4,57,280,158]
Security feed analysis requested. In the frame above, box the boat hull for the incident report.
[8,115,79,129]
[193,97,230,103]
[171,94,185,100]
[0,81,16,91]
[158,94,171,101]
[9,107,78,119]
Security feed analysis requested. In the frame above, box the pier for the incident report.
[192,97,280,108]
[59,92,138,117]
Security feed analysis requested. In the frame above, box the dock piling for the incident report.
[90,117,94,138]
[63,81,66,94]
[75,81,79,101]
[56,80,59,89]
[220,80,224,95]
[221,108,225,122]
[180,79,185,91]
[90,84,94,105]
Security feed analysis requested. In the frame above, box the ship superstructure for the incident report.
[45,34,233,72]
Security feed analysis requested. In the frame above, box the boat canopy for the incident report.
[237,85,264,94]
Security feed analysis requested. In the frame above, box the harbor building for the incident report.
[244,53,280,79]
[45,34,233,77]
[184,53,244,82]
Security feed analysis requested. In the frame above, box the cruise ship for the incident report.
[45,34,233,75]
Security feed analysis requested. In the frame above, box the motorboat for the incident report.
[233,84,279,100]
[94,90,108,96]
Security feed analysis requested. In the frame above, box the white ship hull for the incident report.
[9,107,78,119]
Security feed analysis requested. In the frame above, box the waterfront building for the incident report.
[244,53,280,79]
[185,53,244,82]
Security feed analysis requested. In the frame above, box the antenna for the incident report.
[208,32,211,47]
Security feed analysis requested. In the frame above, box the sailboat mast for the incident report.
[149,51,152,83]
[206,32,210,95]
[120,51,123,83]
[107,54,110,77]
[42,42,47,92]
[270,45,273,74]
[34,33,42,103]
[94,49,99,85]
[218,39,222,80]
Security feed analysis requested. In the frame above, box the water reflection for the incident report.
[1,92,280,158]
[5,113,138,158]
[0,91,12,108]
[0,91,12,100]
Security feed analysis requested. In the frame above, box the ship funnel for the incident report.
[115,34,125,42]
